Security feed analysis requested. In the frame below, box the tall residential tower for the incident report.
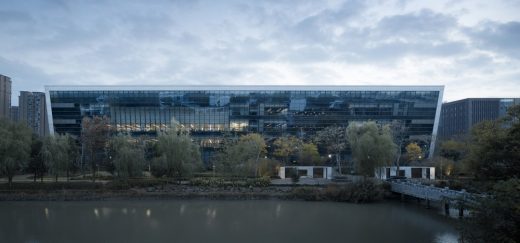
[19,91,48,136]
[0,74,11,119]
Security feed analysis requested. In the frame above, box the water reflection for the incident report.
[435,232,458,243]
[1,201,458,243]
[101,207,112,217]
[206,207,217,226]
[275,203,281,218]
[179,204,186,215]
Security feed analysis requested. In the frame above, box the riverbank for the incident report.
[0,180,389,202]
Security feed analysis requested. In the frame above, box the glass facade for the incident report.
[47,86,443,161]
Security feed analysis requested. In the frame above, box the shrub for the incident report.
[245,176,271,187]
[189,177,226,187]
[107,179,168,189]
[320,181,385,203]
[0,182,103,191]
[150,156,168,178]
[291,187,322,201]
[258,159,280,177]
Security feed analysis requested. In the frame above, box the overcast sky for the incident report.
[1,0,519,105]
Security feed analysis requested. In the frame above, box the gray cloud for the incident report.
[375,9,456,39]
[466,21,520,58]
[0,0,519,102]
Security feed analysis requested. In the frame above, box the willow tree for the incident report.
[41,134,76,182]
[108,135,144,180]
[214,133,266,177]
[347,122,397,177]
[0,119,32,187]
[152,123,203,179]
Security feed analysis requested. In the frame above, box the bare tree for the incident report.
[314,126,347,175]
[390,120,408,175]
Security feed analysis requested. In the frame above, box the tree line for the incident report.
[1,115,429,185]
[431,105,520,243]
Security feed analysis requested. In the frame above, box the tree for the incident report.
[431,156,456,179]
[346,122,397,177]
[314,126,347,174]
[0,119,32,187]
[462,178,520,242]
[214,133,266,177]
[273,136,302,164]
[41,134,76,182]
[108,135,144,180]
[439,139,466,162]
[463,104,520,180]
[257,158,280,177]
[298,143,321,165]
[405,142,423,163]
[81,116,111,181]
[152,126,203,179]
[27,135,46,182]
[390,120,408,174]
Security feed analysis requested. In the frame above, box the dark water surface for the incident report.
[0,200,458,243]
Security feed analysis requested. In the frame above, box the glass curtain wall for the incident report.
[49,89,440,160]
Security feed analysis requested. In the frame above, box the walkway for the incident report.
[388,179,477,217]
[389,180,471,202]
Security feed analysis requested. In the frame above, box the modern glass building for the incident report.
[45,85,444,160]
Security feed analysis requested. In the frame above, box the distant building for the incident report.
[10,106,19,122]
[438,98,520,140]
[0,74,11,119]
[19,91,48,136]
[375,166,435,180]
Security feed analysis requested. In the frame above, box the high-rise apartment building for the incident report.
[10,106,19,122]
[0,74,12,119]
[439,98,520,140]
[19,91,48,136]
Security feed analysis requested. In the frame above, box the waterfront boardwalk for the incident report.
[389,180,475,217]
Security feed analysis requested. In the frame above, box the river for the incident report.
[0,200,458,243]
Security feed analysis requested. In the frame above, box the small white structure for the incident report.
[279,166,333,179]
[375,166,435,180]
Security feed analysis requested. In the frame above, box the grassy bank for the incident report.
[0,180,388,203]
